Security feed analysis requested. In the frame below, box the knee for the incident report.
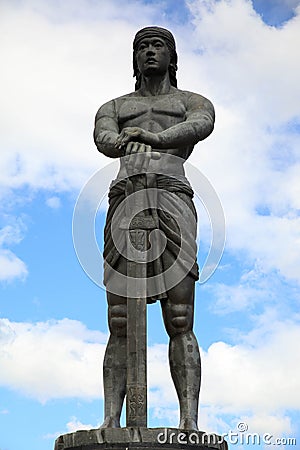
[109,304,127,337]
[165,304,193,337]
[171,304,192,330]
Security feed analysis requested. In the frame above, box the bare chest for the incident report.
[117,95,187,132]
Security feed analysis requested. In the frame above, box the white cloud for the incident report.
[66,416,96,432]
[194,313,300,438]
[240,413,292,439]
[206,264,300,316]
[0,318,107,402]
[0,249,28,282]
[201,317,300,415]
[0,220,28,282]
[0,222,26,247]
[46,196,61,209]
[44,415,102,441]
[209,282,264,314]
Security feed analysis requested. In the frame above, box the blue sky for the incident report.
[1,0,300,449]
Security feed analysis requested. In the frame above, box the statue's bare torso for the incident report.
[94,87,214,178]
[117,89,196,175]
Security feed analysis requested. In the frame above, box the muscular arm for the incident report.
[93,100,121,158]
[94,98,160,175]
[157,94,215,149]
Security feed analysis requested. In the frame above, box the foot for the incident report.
[179,417,198,430]
[99,417,120,428]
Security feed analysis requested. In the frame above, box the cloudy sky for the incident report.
[1,0,300,449]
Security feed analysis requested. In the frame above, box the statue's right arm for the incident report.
[93,100,122,158]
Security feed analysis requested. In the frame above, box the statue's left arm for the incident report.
[156,93,215,149]
[115,93,215,151]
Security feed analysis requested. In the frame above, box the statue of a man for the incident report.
[94,26,215,430]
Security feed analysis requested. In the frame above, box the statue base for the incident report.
[54,427,228,450]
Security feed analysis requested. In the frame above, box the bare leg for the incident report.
[161,275,200,430]
[100,293,127,428]
[169,330,201,429]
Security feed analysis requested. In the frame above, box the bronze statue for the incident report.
[94,26,215,430]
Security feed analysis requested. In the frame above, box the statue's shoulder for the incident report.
[176,88,213,105]
[175,89,215,119]
[112,91,138,104]
[104,91,141,110]
[96,92,136,118]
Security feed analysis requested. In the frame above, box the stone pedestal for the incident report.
[54,427,228,450]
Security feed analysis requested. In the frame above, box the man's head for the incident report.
[133,26,178,90]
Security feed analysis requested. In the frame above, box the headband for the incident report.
[134,26,176,52]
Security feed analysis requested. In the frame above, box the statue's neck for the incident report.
[139,73,172,96]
